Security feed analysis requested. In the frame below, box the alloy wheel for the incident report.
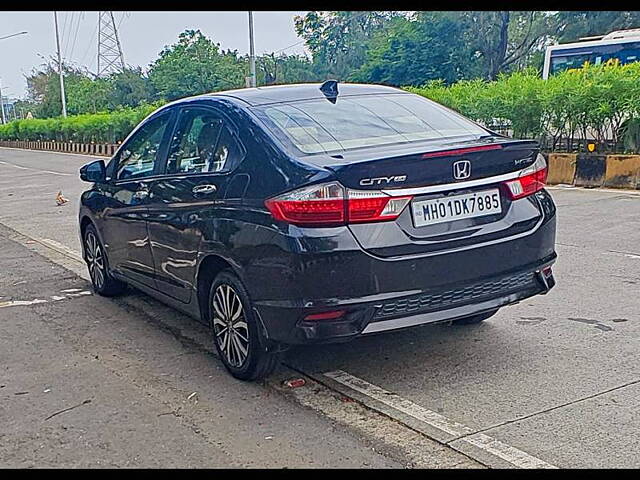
[85,231,105,290]
[212,284,250,368]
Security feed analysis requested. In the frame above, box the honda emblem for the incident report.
[453,160,471,180]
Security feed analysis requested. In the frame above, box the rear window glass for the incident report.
[252,93,487,154]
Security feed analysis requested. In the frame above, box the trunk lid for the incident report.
[313,137,539,190]
[303,137,544,258]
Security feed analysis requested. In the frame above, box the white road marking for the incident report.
[0,298,49,308]
[324,370,558,469]
[603,250,640,260]
[0,290,92,309]
[0,157,72,176]
[546,185,640,196]
[65,291,92,298]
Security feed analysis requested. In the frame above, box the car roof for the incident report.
[188,82,410,107]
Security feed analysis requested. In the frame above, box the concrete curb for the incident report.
[0,140,118,157]
[546,152,640,190]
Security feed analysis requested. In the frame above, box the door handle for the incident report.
[192,184,217,195]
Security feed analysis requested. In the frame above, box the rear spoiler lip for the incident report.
[316,138,539,170]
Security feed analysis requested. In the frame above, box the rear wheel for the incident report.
[209,270,280,381]
[83,224,126,296]
[451,309,498,325]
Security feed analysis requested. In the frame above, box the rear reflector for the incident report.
[504,153,548,200]
[265,182,412,226]
[421,144,502,159]
[304,310,347,321]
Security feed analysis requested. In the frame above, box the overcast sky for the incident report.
[0,11,309,99]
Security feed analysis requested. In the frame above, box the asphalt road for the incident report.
[1,146,639,468]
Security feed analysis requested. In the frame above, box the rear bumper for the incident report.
[254,259,555,344]
[247,191,557,345]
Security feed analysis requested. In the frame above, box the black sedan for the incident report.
[78,81,557,380]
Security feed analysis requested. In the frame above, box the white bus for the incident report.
[542,28,640,79]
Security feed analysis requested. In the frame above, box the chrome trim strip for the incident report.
[362,294,522,334]
[381,170,521,196]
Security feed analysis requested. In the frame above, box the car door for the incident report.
[100,110,174,288]
[145,105,246,303]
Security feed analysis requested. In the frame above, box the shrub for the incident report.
[408,62,640,153]
[0,102,163,144]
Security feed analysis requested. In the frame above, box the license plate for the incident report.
[411,189,502,227]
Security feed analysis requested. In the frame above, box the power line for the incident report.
[68,11,83,62]
[78,20,98,71]
[63,12,75,59]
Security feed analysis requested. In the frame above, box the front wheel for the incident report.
[209,270,281,381]
[83,224,126,296]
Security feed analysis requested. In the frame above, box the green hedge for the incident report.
[407,62,640,152]
[3,62,640,153]
[0,102,164,143]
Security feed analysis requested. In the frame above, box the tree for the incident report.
[148,29,245,100]
[24,62,98,117]
[256,53,320,85]
[554,11,640,43]
[459,11,561,80]
[65,75,112,114]
[294,11,402,80]
[108,68,156,109]
[353,12,481,86]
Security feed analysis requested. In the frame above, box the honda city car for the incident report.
[78,81,557,380]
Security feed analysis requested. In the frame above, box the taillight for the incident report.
[347,190,413,224]
[264,182,345,225]
[265,182,412,226]
[504,153,548,200]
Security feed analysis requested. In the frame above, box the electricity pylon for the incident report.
[97,12,125,77]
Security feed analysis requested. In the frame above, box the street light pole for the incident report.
[248,11,256,88]
[0,31,27,124]
[53,12,67,117]
[0,79,6,124]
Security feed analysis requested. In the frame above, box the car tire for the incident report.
[83,224,126,296]
[208,270,281,381]
[451,309,498,325]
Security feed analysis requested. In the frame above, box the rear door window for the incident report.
[166,107,244,175]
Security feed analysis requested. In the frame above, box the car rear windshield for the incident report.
[252,93,488,155]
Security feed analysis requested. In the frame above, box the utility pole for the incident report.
[248,11,257,88]
[53,11,67,117]
[0,79,6,124]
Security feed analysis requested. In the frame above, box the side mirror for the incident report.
[79,159,106,183]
